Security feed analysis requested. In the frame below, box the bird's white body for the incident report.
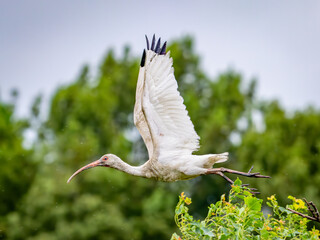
[106,153,227,182]
[68,36,268,186]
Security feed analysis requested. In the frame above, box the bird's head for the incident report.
[67,154,118,183]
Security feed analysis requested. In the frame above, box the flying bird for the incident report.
[68,35,270,187]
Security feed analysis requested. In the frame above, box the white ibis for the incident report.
[68,35,270,187]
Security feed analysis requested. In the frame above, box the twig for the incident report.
[288,198,320,223]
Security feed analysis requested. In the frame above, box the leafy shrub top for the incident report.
[171,179,320,240]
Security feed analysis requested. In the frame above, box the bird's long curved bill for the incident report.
[67,160,100,183]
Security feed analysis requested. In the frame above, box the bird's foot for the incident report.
[207,166,270,179]
[206,166,270,195]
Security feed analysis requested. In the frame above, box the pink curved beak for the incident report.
[67,159,102,183]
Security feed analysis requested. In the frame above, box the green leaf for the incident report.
[201,226,215,237]
[279,206,292,214]
[244,196,262,212]
[234,178,242,186]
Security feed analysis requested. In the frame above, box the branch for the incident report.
[288,198,320,223]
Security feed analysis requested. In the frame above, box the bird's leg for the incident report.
[206,166,270,179]
[206,166,270,194]
[215,171,234,185]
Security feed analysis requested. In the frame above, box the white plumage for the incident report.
[68,35,269,187]
[141,50,199,154]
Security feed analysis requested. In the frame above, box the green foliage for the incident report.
[172,179,320,240]
[0,101,36,216]
[0,100,37,239]
[5,163,176,240]
[236,102,320,205]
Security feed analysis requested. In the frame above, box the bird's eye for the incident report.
[104,157,108,160]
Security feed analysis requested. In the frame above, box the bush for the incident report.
[171,179,320,240]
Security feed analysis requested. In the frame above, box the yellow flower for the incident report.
[180,192,191,204]
[295,199,306,209]
[311,228,320,236]
[267,195,276,201]
[289,196,306,209]
[221,194,226,202]
[185,197,192,205]
[180,192,185,200]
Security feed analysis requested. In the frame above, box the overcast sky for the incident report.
[1,1,320,117]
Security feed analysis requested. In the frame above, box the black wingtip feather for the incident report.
[145,35,149,50]
[155,38,161,53]
[160,41,167,55]
[145,35,167,55]
[140,49,146,67]
[151,34,156,51]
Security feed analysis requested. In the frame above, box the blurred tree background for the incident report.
[0,36,319,239]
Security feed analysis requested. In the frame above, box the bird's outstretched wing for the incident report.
[136,35,200,162]
[134,47,154,158]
